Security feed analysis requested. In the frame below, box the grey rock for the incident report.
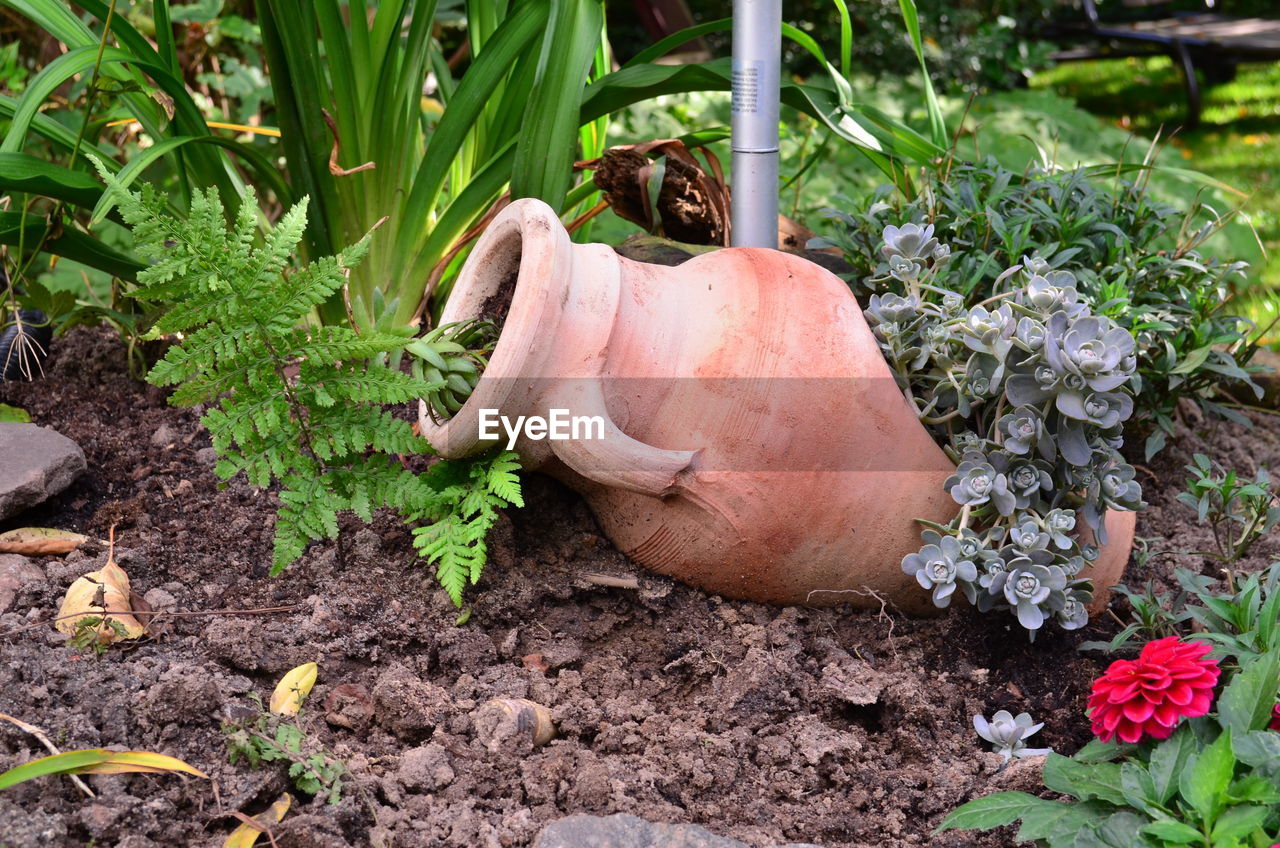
[195,446,218,464]
[0,423,86,519]
[535,814,825,848]
[0,554,45,612]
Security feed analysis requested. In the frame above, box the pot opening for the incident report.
[417,227,524,425]
[478,266,518,331]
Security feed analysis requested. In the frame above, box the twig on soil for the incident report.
[576,571,641,590]
[0,713,96,798]
[0,605,301,640]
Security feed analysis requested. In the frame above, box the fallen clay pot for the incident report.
[420,199,1134,615]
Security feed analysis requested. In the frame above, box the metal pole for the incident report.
[730,0,781,249]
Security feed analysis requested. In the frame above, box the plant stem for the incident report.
[69,0,119,169]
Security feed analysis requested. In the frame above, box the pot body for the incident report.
[422,199,1134,613]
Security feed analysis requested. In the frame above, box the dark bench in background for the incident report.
[1045,0,1280,128]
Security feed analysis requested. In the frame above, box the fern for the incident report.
[96,163,520,603]
[409,453,524,606]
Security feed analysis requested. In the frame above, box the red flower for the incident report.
[1270,703,1280,732]
[1088,637,1220,744]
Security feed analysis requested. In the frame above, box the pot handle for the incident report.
[546,378,701,499]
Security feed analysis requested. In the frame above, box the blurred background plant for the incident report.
[0,0,953,356]
[1,0,1277,376]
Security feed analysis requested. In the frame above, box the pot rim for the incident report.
[419,198,571,456]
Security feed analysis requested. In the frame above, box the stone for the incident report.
[0,423,86,519]
[323,682,374,730]
[0,554,45,612]
[535,815,826,848]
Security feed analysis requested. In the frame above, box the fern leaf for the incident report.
[485,451,524,507]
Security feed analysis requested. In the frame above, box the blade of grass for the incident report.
[897,0,948,150]
[511,0,603,206]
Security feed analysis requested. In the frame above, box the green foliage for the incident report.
[411,452,523,607]
[945,563,1280,846]
[409,318,498,424]
[1178,455,1280,562]
[1083,563,1280,661]
[940,647,1280,846]
[1031,57,1280,339]
[223,696,344,804]
[256,0,613,328]
[97,165,520,603]
[672,0,1057,93]
[67,616,128,655]
[0,403,30,422]
[817,160,1264,459]
[866,225,1144,638]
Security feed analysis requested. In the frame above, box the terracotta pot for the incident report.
[420,199,1134,614]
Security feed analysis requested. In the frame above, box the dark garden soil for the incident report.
[1,326,1277,848]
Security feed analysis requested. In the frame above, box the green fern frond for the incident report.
[485,452,525,508]
[413,515,489,607]
[96,161,523,604]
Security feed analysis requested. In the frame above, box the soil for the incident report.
[1,326,1277,848]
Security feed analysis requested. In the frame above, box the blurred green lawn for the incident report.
[1032,57,1280,337]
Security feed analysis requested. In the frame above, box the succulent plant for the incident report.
[871,224,1144,638]
[1009,516,1051,553]
[1043,508,1078,549]
[1045,314,1135,390]
[1025,274,1085,318]
[1002,560,1067,632]
[901,535,978,607]
[1054,589,1092,629]
[946,453,1011,513]
[974,710,1052,762]
[961,304,1015,356]
[866,292,921,325]
[407,318,499,423]
[997,405,1054,460]
[1098,461,1144,512]
[881,222,939,268]
[1005,460,1052,511]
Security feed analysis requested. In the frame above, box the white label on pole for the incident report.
[731,60,761,115]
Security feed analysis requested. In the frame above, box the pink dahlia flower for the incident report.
[1088,637,1220,744]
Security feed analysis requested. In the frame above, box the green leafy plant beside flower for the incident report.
[869,224,1145,638]
[941,591,1280,847]
[1179,455,1280,563]
[1084,562,1280,661]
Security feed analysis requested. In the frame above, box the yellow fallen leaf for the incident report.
[0,527,95,556]
[71,751,209,778]
[223,793,293,848]
[56,558,144,643]
[0,749,207,790]
[269,662,318,716]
